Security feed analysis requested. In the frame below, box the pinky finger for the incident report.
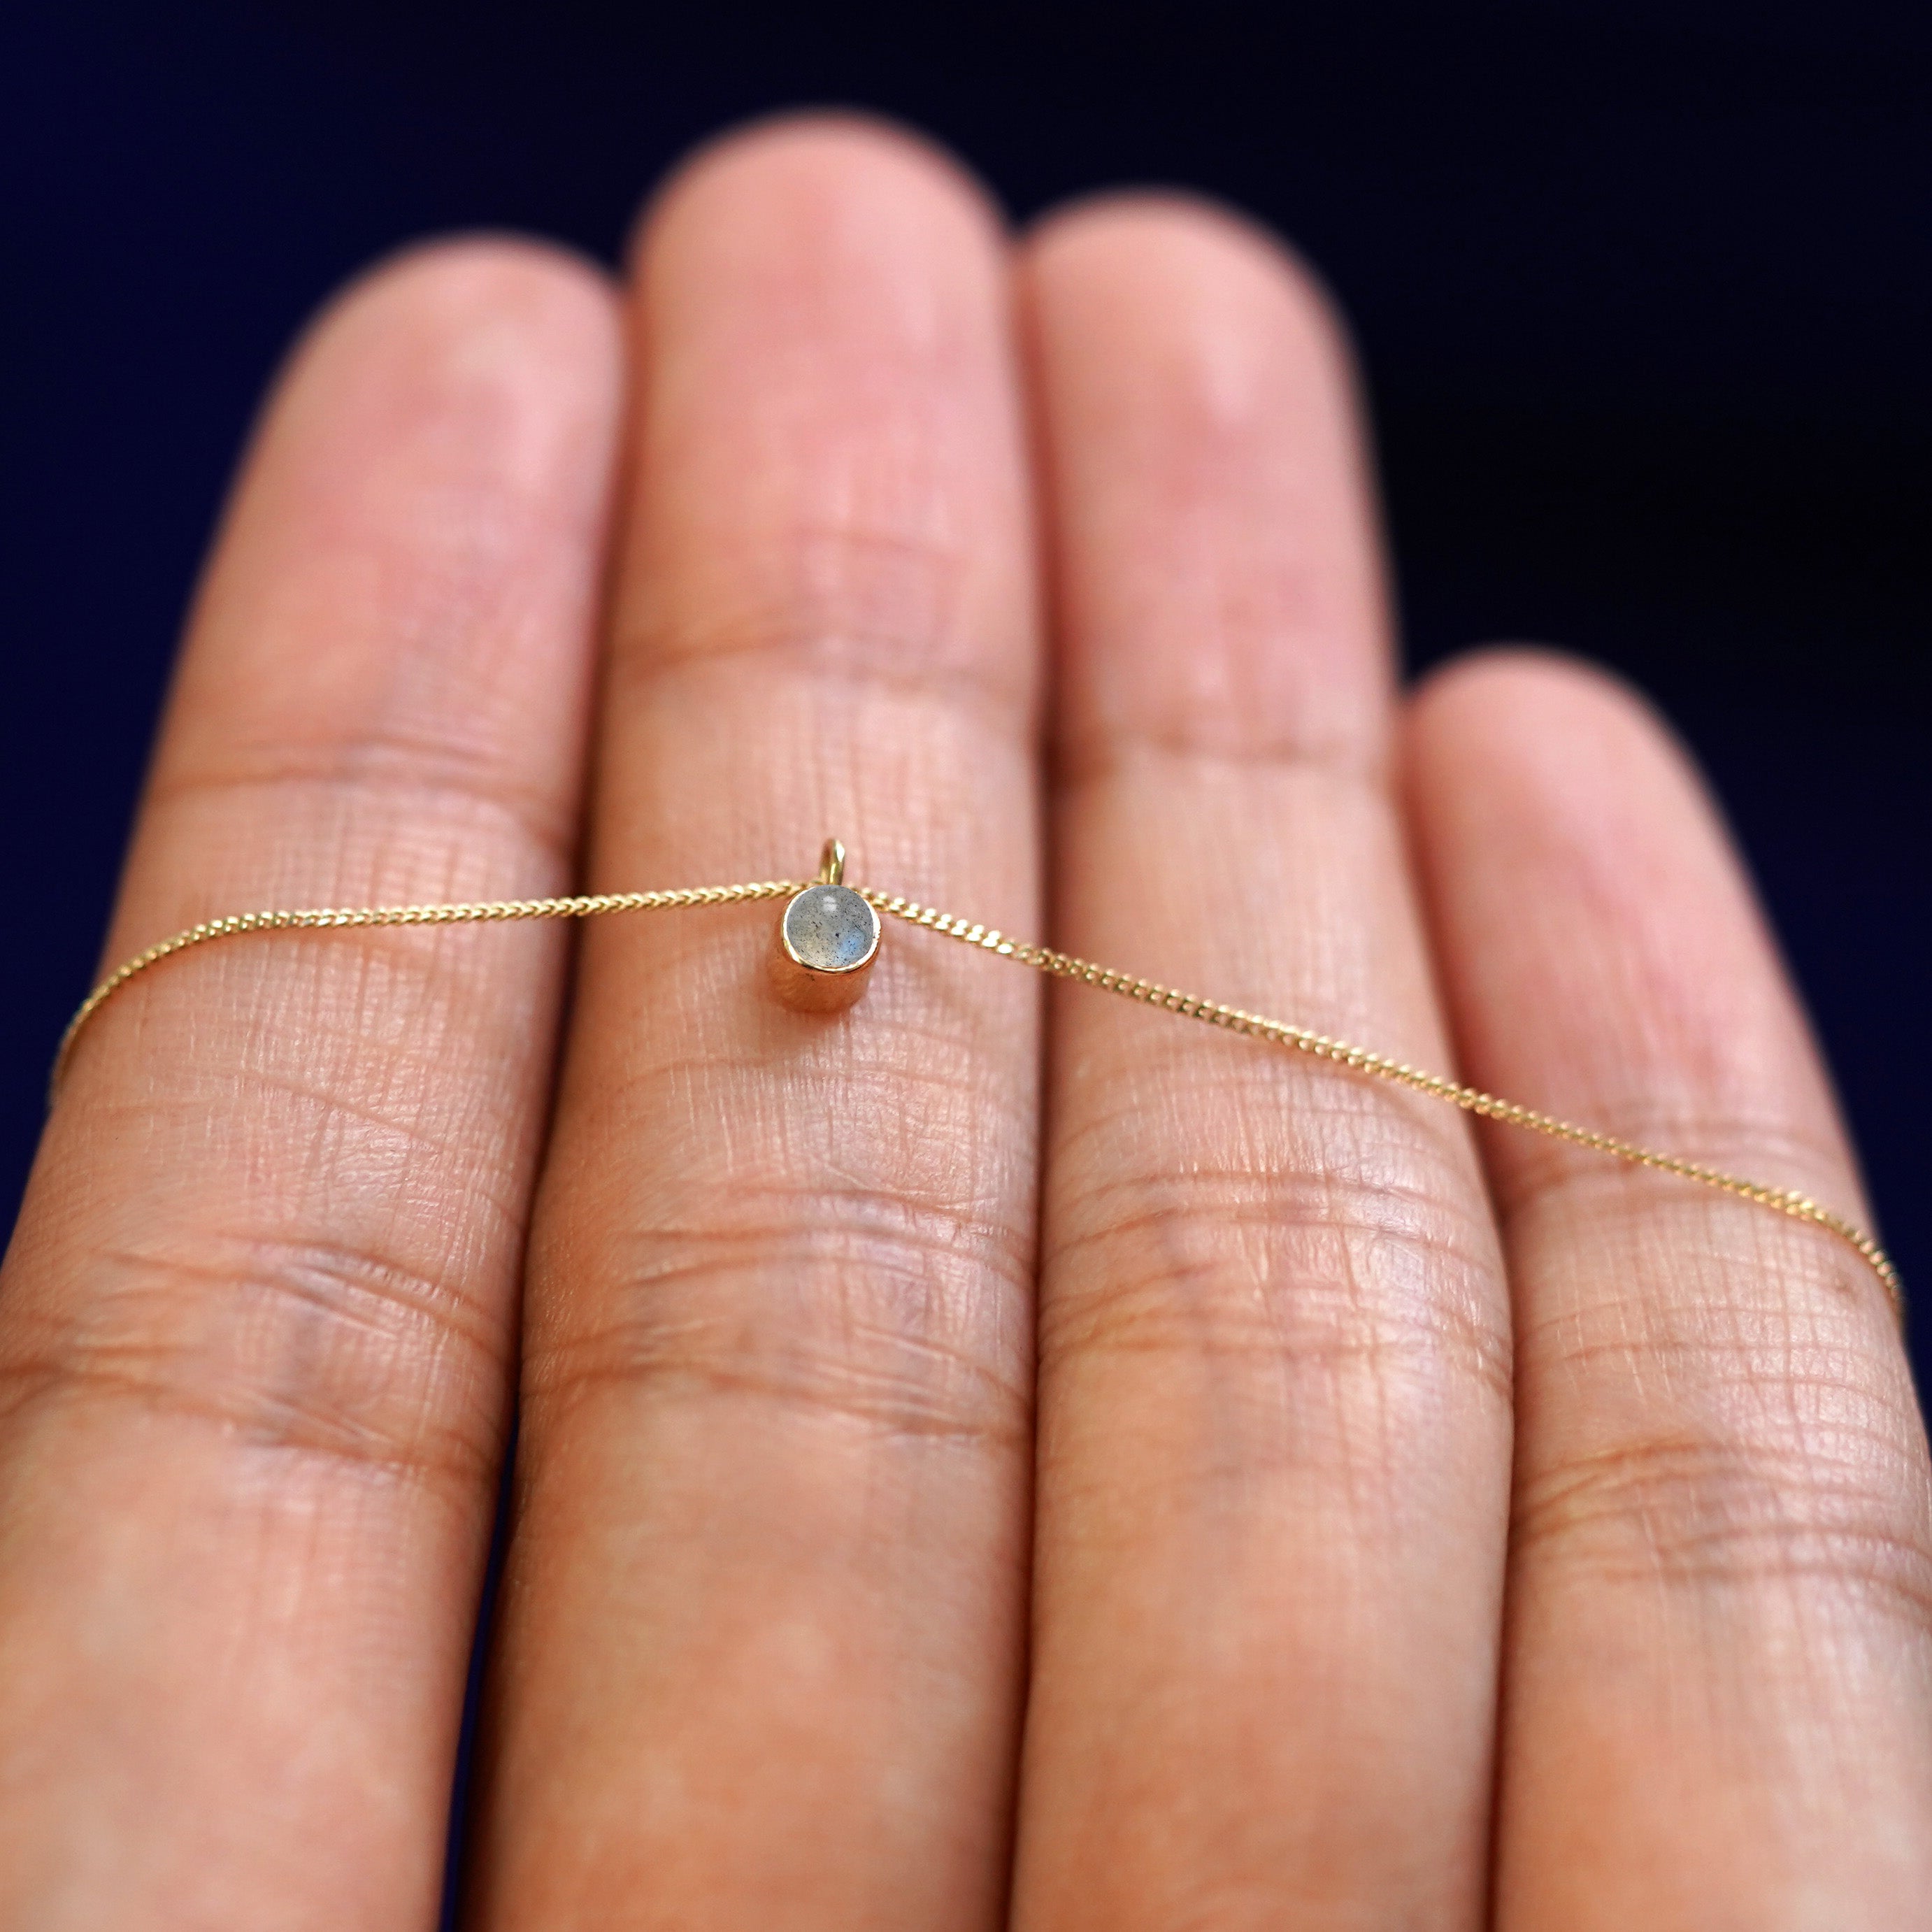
[1405,651,1932,1931]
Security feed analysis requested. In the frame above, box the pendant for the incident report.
[771,838,880,1012]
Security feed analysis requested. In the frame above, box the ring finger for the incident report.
[1012,201,1513,1931]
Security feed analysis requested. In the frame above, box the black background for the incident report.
[6,0,1929,1399]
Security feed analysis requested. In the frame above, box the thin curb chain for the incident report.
[51,878,1905,1326]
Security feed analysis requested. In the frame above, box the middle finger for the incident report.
[468,121,1043,1928]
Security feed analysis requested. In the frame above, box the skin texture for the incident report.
[469,127,1043,1930]
[0,114,1926,1931]
[1013,206,1510,1932]
[0,243,621,1924]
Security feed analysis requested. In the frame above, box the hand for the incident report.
[3,116,1926,1931]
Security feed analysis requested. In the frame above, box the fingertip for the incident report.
[1402,644,1789,1129]
[287,235,624,417]
[1019,186,1388,780]
[629,110,1010,282]
[1410,644,1664,744]
[1022,189,1360,393]
[1405,647,1713,855]
[229,239,627,590]
[213,235,626,650]
[167,233,628,853]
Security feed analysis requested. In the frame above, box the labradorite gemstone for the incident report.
[782,885,879,973]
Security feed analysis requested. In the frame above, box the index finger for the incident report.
[0,244,620,1922]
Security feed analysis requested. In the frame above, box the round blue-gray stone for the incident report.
[782,885,879,974]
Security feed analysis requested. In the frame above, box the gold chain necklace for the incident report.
[54,838,1903,1324]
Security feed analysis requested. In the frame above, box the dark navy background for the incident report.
[5,0,1929,1498]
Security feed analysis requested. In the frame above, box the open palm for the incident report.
[2,116,1925,1930]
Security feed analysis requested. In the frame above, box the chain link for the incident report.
[52,873,1904,1324]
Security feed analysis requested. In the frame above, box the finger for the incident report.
[0,245,620,1923]
[1405,652,1932,1929]
[1010,201,1512,1931]
[466,122,1043,1929]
